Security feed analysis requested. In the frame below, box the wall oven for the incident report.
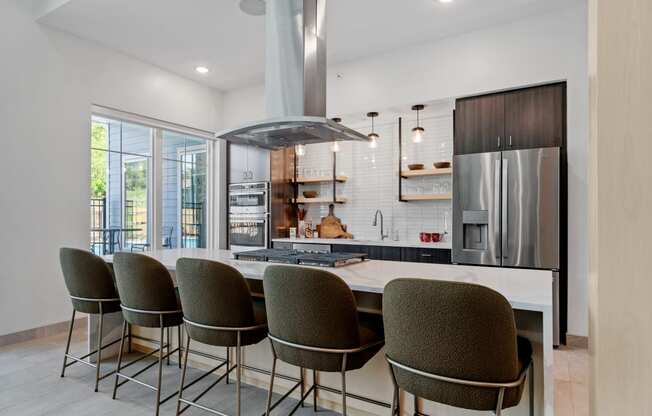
[228,182,269,252]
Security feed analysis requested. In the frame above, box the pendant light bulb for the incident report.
[411,104,426,144]
[412,127,424,143]
[330,117,342,153]
[295,144,306,157]
[366,112,379,149]
[369,136,378,149]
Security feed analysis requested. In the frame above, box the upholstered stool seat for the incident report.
[59,247,127,392]
[111,252,184,416]
[383,278,534,416]
[174,258,268,416]
[263,265,385,416]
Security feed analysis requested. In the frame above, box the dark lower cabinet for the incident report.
[400,247,452,264]
[332,244,402,261]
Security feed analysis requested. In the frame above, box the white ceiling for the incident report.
[37,0,581,91]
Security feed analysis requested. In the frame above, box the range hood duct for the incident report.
[216,0,369,150]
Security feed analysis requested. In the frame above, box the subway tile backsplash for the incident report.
[296,104,453,244]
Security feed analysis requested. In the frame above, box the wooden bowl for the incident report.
[434,161,451,169]
[408,164,424,171]
[303,190,318,198]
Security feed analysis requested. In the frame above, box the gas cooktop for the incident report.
[233,249,367,268]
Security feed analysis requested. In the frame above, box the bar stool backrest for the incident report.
[176,258,256,328]
[59,247,119,313]
[383,278,522,411]
[112,252,177,313]
[263,265,360,350]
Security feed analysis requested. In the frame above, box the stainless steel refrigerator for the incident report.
[452,147,560,344]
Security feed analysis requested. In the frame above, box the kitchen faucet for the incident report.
[372,209,389,241]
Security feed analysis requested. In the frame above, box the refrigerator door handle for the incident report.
[494,159,501,260]
[502,159,508,259]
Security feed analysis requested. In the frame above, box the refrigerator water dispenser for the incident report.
[462,210,489,250]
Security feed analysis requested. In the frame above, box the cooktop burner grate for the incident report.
[233,249,367,267]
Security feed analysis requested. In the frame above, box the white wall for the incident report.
[223,4,589,336]
[0,0,223,337]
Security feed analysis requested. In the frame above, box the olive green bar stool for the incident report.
[263,265,385,416]
[59,247,129,392]
[111,252,184,416]
[383,278,534,416]
[175,258,270,416]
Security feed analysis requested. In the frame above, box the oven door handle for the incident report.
[230,219,266,224]
[229,191,266,196]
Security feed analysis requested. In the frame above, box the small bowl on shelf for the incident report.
[303,191,318,199]
[408,164,424,171]
[434,161,451,169]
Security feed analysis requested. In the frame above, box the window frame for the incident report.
[90,106,217,252]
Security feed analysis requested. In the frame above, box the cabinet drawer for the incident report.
[401,248,452,264]
[332,244,401,261]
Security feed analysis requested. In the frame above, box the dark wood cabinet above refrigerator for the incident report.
[454,82,566,155]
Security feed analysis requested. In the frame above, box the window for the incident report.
[161,131,208,249]
[90,113,212,254]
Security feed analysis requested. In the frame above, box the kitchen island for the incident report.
[99,248,553,416]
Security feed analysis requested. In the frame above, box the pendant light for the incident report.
[330,118,342,152]
[412,104,425,143]
[367,112,379,149]
[295,144,306,156]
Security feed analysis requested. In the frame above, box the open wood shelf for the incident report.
[400,168,452,178]
[293,175,348,184]
[400,193,452,201]
[293,197,348,204]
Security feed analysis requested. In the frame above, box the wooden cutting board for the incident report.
[319,204,353,239]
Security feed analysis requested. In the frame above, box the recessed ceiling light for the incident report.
[439,0,453,3]
[195,66,209,74]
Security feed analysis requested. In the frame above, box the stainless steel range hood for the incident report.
[216,0,369,150]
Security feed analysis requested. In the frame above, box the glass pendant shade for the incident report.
[412,126,425,143]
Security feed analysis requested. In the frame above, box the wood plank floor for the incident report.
[0,327,589,415]
[553,344,589,416]
[0,328,336,416]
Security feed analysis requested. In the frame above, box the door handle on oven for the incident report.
[502,159,508,259]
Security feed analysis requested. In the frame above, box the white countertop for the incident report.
[104,248,551,313]
[272,238,452,250]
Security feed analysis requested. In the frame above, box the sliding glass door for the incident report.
[162,131,208,249]
[89,114,211,254]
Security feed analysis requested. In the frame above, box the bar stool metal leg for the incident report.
[299,367,305,407]
[155,320,165,416]
[226,347,230,385]
[389,363,400,416]
[236,331,242,416]
[94,302,104,392]
[265,341,277,416]
[529,362,535,416]
[175,335,191,416]
[166,327,171,366]
[495,387,506,416]
[112,320,128,400]
[341,353,348,416]
[60,309,76,378]
[177,325,182,369]
[128,323,132,353]
[313,369,318,412]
